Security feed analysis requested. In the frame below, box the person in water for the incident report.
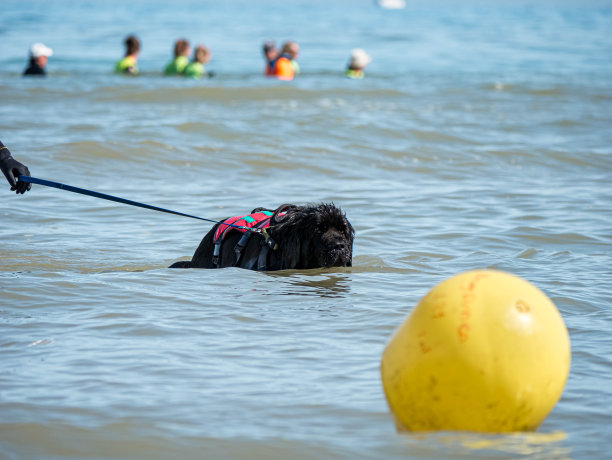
[164,39,191,75]
[23,43,53,77]
[262,40,278,76]
[115,35,140,75]
[345,48,371,79]
[270,41,300,81]
[0,140,31,194]
[184,45,211,79]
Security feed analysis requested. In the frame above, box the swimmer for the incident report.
[345,49,371,79]
[262,41,278,76]
[270,41,300,81]
[0,140,31,194]
[184,45,211,79]
[164,39,191,75]
[115,35,140,75]
[23,43,53,77]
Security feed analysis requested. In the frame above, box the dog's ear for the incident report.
[279,228,303,269]
[270,206,314,269]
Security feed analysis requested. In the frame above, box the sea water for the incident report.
[1,1,611,458]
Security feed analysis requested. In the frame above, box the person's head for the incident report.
[125,35,140,57]
[174,39,190,58]
[29,42,53,68]
[348,48,371,71]
[280,41,299,60]
[262,41,278,61]
[193,45,211,64]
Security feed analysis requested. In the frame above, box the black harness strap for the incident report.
[213,242,222,267]
[234,218,279,269]
[233,232,253,266]
[257,243,270,271]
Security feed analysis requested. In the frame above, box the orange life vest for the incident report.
[271,55,294,81]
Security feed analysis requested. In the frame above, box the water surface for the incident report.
[1,1,611,458]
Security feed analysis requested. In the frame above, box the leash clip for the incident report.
[260,228,278,250]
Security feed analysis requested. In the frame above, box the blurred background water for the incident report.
[1,0,611,458]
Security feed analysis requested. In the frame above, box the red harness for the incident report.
[213,210,275,243]
[212,208,286,269]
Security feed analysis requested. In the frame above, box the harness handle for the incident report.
[270,204,295,225]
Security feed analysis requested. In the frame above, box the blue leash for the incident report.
[18,175,259,233]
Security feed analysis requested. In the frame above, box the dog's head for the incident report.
[269,203,354,270]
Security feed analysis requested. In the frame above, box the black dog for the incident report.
[170,203,354,271]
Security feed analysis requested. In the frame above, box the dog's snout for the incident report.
[332,240,347,250]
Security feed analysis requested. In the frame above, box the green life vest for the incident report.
[115,56,138,75]
[164,56,189,75]
[184,62,206,79]
[291,60,300,74]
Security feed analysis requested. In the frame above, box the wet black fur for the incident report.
[169,203,354,271]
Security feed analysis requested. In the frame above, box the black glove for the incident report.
[0,146,31,194]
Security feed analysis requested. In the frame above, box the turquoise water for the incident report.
[1,1,611,459]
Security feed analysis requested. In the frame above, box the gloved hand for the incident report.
[0,146,31,194]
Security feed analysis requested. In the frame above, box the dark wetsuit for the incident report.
[23,58,46,76]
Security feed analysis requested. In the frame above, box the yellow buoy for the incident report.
[380,270,570,432]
